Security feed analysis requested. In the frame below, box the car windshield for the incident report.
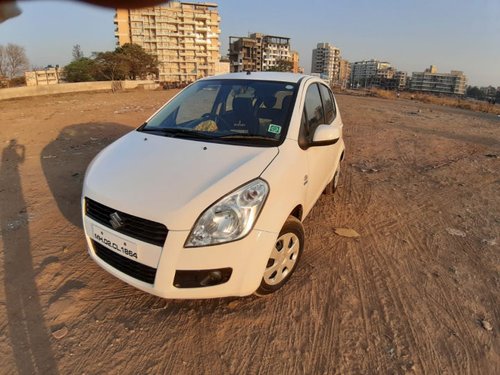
[140,79,298,146]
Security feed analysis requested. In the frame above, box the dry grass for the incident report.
[368,88,500,115]
[369,88,397,100]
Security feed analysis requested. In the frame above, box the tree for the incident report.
[72,44,84,61]
[266,59,293,72]
[8,76,26,87]
[92,51,129,82]
[0,43,29,79]
[466,86,485,100]
[115,43,159,79]
[0,45,6,77]
[64,58,95,82]
[63,44,159,85]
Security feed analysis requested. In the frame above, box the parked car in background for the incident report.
[82,72,345,298]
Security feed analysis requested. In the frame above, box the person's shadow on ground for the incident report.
[41,122,132,228]
[1,139,59,374]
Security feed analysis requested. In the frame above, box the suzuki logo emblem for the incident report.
[109,212,124,230]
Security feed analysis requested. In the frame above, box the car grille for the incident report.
[93,241,157,284]
[85,198,168,247]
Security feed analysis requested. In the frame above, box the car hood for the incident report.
[83,131,279,230]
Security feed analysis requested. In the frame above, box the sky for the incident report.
[0,0,499,87]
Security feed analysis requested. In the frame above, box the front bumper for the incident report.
[83,215,277,299]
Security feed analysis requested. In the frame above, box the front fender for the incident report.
[257,139,308,234]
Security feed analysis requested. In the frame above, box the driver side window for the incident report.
[301,84,325,143]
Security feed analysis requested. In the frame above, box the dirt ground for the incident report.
[0,89,498,375]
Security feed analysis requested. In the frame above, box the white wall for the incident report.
[0,80,157,101]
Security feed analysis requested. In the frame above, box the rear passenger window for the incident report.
[319,84,336,124]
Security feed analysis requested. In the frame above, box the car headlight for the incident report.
[185,179,269,247]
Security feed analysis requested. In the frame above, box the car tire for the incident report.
[255,216,304,296]
[323,162,341,195]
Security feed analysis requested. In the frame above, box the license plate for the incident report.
[92,225,138,261]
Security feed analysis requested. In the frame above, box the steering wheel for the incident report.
[201,113,231,131]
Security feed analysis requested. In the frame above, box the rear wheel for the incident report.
[324,162,341,195]
[255,217,304,296]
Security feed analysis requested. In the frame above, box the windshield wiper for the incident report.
[140,128,216,139]
[216,134,279,142]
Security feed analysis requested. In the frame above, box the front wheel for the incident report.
[255,217,304,296]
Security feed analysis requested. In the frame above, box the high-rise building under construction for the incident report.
[228,33,295,73]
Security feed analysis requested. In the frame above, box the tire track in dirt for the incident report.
[420,190,498,373]
[366,228,439,373]
[371,191,492,374]
[341,130,495,373]
[397,214,473,373]
[347,246,382,373]
[360,229,429,373]
[322,165,373,227]
[298,251,356,374]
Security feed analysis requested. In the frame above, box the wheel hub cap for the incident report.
[264,232,300,285]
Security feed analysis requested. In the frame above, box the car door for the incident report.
[300,82,341,210]
[318,83,343,178]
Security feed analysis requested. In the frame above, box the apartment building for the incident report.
[410,65,466,95]
[229,33,292,72]
[350,59,409,90]
[114,2,221,83]
[393,71,408,90]
[228,35,260,72]
[311,42,341,84]
[350,59,391,87]
[291,50,300,73]
[479,85,497,98]
[338,59,351,88]
[215,58,230,75]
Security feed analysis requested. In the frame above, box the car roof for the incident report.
[201,71,311,83]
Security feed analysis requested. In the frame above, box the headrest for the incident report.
[263,96,277,109]
[233,97,253,113]
[281,95,292,110]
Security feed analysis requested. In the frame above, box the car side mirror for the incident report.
[311,124,341,146]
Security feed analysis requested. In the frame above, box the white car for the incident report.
[82,72,345,298]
